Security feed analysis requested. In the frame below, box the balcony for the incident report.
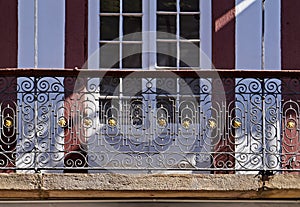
[0,68,299,174]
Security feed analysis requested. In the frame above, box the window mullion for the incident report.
[176,0,180,69]
[149,0,157,69]
[142,0,149,70]
[119,0,123,69]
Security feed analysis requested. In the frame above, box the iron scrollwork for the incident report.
[0,73,296,173]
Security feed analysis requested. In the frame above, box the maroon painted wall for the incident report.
[212,0,236,173]
[65,0,88,69]
[281,0,300,70]
[281,0,300,172]
[0,0,18,172]
[212,0,235,69]
[64,0,88,172]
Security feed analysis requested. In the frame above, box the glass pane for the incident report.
[180,42,199,67]
[123,0,142,13]
[122,44,142,68]
[157,42,177,67]
[180,15,199,39]
[100,43,120,68]
[157,0,176,11]
[123,80,142,96]
[100,16,119,40]
[100,0,120,13]
[180,0,199,12]
[123,17,142,40]
[157,15,176,39]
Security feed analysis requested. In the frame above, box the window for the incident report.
[98,0,201,69]
[99,0,143,68]
[85,0,206,172]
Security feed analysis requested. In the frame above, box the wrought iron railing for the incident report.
[0,69,299,173]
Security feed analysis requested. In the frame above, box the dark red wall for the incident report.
[212,0,236,173]
[281,0,300,172]
[0,0,18,172]
[212,0,235,69]
[65,0,88,69]
[0,0,18,67]
[64,0,88,172]
[281,0,300,69]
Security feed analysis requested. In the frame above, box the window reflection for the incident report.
[157,0,177,11]
[180,42,199,67]
[123,0,142,13]
[100,17,119,40]
[100,0,120,13]
[157,15,177,39]
[180,15,199,39]
[123,17,142,40]
[180,0,199,12]
[122,44,142,68]
[157,42,177,67]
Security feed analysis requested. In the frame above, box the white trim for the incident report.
[88,0,99,69]
[200,0,212,69]
[119,0,123,69]
[34,0,38,68]
[156,11,200,14]
[100,13,143,16]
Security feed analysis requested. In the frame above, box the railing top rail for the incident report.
[0,68,299,78]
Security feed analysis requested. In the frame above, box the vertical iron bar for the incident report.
[261,0,266,172]
[261,78,266,171]
[34,77,38,172]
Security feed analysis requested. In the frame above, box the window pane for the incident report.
[122,44,142,68]
[180,0,199,12]
[157,42,177,67]
[123,0,142,13]
[157,0,177,11]
[100,16,119,40]
[123,80,142,96]
[180,15,199,39]
[157,15,176,39]
[123,17,142,40]
[100,0,120,13]
[180,42,199,67]
[100,43,120,68]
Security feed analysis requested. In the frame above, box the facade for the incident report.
[0,0,299,203]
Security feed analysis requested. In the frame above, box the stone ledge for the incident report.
[261,174,300,198]
[0,173,298,199]
[0,174,40,190]
[265,174,300,189]
[41,174,261,191]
